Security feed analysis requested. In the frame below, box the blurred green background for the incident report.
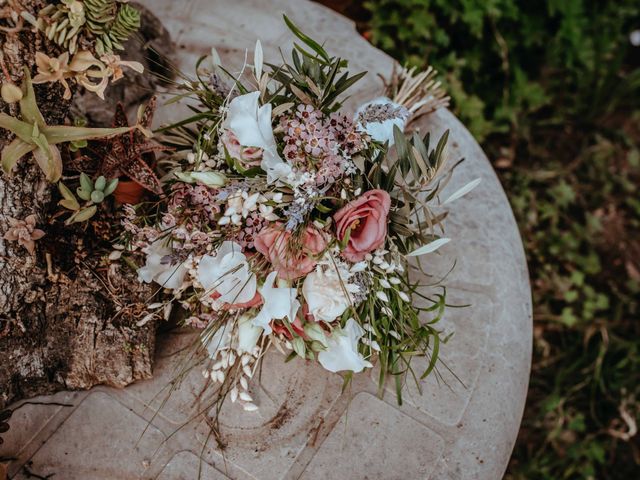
[318,1,639,478]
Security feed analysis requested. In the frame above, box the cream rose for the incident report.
[302,263,358,322]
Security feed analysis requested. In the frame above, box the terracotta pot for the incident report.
[114,180,145,204]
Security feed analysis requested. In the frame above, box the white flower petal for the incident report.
[137,240,187,290]
[250,271,300,334]
[237,315,263,353]
[318,319,370,373]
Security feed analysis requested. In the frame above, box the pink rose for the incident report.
[334,189,391,262]
[220,129,263,169]
[254,225,327,280]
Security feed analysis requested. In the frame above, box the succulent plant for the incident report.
[94,3,140,56]
[58,173,118,224]
[35,0,141,57]
[0,68,135,182]
[38,0,87,54]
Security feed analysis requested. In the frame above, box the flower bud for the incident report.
[1,83,23,104]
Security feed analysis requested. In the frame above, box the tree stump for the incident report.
[0,1,172,410]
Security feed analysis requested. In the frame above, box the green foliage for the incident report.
[38,0,87,54]
[365,0,640,142]
[0,69,133,182]
[362,1,640,478]
[38,0,142,56]
[94,3,141,56]
[84,0,118,34]
[59,173,118,224]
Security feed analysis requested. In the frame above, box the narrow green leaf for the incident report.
[1,138,35,175]
[43,125,133,144]
[283,15,331,63]
[69,205,97,224]
[103,178,119,196]
[19,68,45,128]
[0,112,34,143]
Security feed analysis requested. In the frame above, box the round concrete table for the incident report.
[0,1,532,479]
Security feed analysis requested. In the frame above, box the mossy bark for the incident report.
[0,1,171,410]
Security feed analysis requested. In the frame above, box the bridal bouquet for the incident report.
[119,17,477,413]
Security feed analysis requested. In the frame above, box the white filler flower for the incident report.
[138,239,188,290]
[197,241,257,305]
[223,91,291,183]
[318,319,372,373]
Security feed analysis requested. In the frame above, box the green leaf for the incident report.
[91,190,105,203]
[77,188,92,201]
[407,238,451,257]
[94,176,107,192]
[291,337,306,358]
[190,171,227,187]
[58,182,80,210]
[58,181,76,201]
[103,178,119,196]
[59,198,80,211]
[43,125,133,145]
[80,173,94,193]
[1,138,35,175]
[68,205,97,224]
[304,323,328,347]
[19,68,45,128]
[32,144,62,182]
[283,15,331,63]
[0,112,34,143]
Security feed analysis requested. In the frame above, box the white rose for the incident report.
[197,241,256,305]
[138,239,188,290]
[318,319,372,373]
[302,265,356,322]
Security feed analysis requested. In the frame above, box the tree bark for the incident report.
[0,1,171,410]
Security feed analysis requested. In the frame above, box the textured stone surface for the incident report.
[0,1,531,479]
[157,451,229,480]
[301,392,445,480]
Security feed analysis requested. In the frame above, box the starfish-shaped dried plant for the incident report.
[72,96,170,195]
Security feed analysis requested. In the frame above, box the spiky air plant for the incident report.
[67,96,169,196]
[385,65,450,125]
[0,68,135,182]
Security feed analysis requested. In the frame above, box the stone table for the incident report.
[0,1,532,479]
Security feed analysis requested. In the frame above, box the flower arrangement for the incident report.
[0,0,480,426]
[121,17,480,415]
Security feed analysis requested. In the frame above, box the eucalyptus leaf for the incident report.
[407,238,451,257]
[442,178,482,204]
